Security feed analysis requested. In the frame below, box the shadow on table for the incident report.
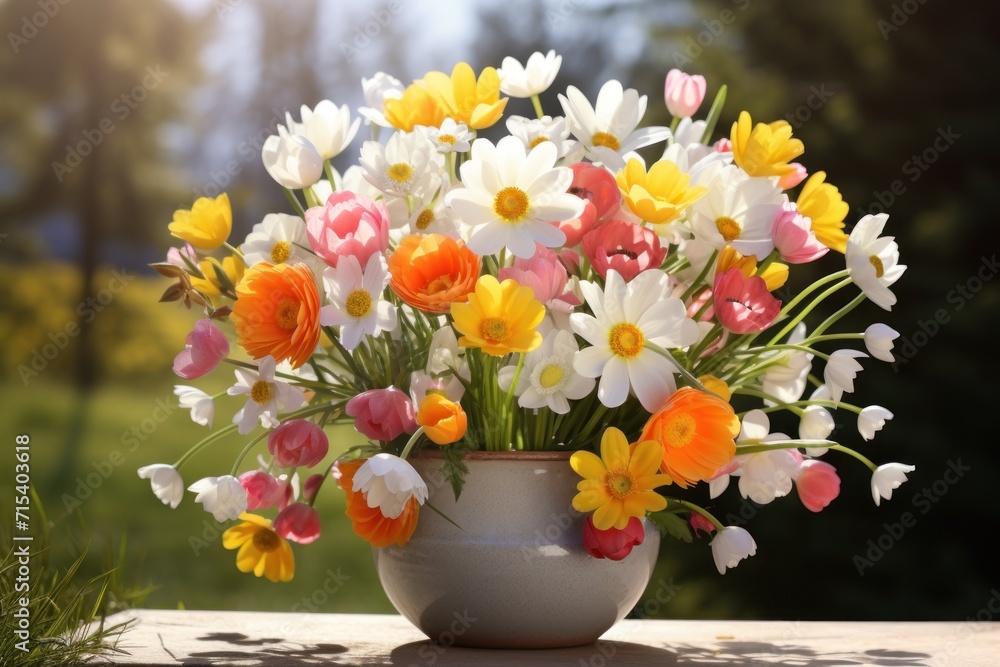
[177,632,350,665]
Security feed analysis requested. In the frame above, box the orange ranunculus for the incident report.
[231,262,320,369]
[388,234,480,313]
[640,387,740,489]
[416,394,467,445]
[334,459,420,548]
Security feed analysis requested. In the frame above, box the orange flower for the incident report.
[388,234,480,313]
[384,82,447,133]
[231,262,320,369]
[640,387,740,488]
[416,394,467,445]
[334,459,420,548]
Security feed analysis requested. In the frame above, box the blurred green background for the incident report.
[1,0,997,625]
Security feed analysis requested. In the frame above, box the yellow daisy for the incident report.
[450,275,544,356]
[222,512,295,583]
[570,427,672,530]
[796,171,850,253]
[730,111,804,178]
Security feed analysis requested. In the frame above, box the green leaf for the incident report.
[649,511,694,543]
[442,444,469,501]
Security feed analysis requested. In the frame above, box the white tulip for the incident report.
[498,50,562,98]
[173,385,215,428]
[137,464,184,509]
[262,132,323,189]
[858,406,894,441]
[871,463,915,506]
[187,475,247,521]
[823,349,868,407]
[711,526,758,574]
[352,453,428,519]
[296,100,360,160]
[864,323,899,362]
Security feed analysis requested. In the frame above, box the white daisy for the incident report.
[286,100,360,161]
[498,50,562,98]
[418,118,474,154]
[320,253,397,351]
[570,269,699,411]
[174,385,215,428]
[846,213,907,311]
[864,323,899,363]
[359,131,443,197]
[505,115,582,163]
[445,136,583,259]
[358,72,405,128]
[858,406,893,441]
[688,162,786,258]
[823,349,868,408]
[498,328,595,414]
[558,80,671,170]
[241,213,311,267]
[340,165,412,230]
[228,355,307,434]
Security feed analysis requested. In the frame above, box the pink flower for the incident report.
[556,163,621,247]
[714,138,732,153]
[173,319,229,379]
[582,515,645,561]
[558,249,581,275]
[664,69,707,118]
[773,202,829,264]
[685,288,715,322]
[239,470,284,510]
[303,473,324,503]
[778,163,808,190]
[499,244,581,313]
[713,267,781,334]
[582,219,667,283]
[346,387,417,441]
[795,459,841,512]
[689,512,716,538]
[166,243,197,268]
[273,502,321,544]
[267,419,329,468]
[305,191,390,268]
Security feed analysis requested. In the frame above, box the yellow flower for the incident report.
[570,427,672,530]
[222,512,295,583]
[796,171,849,253]
[168,193,232,250]
[716,245,788,291]
[190,254,245,303]
[697,374,731,402]
[450,275,544,356]
[730,111,804,178]
[384,83,446,132]
[423,62,508,130]
[616,158,707,224]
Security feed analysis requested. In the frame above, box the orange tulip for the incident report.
[388,234,480,313]
[334,459,420,548]
[416,394,467,445]
[640,387,740,488]
[231,262,321,369]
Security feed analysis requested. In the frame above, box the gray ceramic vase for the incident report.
[372,450,660,649]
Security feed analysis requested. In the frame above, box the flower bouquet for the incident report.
[140,51,913,646]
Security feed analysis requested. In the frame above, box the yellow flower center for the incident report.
[250,380,273,405]
[415,209,434,230]
[539,364,564,388]
[270,240,291,264]
[275,298,300,330]
[493,186,530,223]
[345,289,372,318]
[662,413,696,449]
[437,133,457,145]
[869,255,884,278]
[387,162,413,183]
[480,317,509,343]
[716,216,742,242]
[252,528,281,552]
[529,136,551,149]
[608,323,645,359]
[606,470,635,499]
[592,131,620,151]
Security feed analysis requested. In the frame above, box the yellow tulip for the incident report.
[616,158,707,224]
[730,111,804,178]
[168,193,232,250]
[423,62,508,130]
[796,171,849,253]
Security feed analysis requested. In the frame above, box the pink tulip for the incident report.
[303,473,324,503]
[714,138,732,153]
[582,515,645,561]
[558,249,581,275]
[582,219,667,283]
[556,163,621,247]
[685,288,715,322]
[773,202,829,264]
[305,191,390,268]
[664,69,707,118]
[499,244,581,313]
[267,419,329,468]
[712,267,781,334]
[173,319,229,379]
[778,163,808,190]
[239,470,284,510]
[795,459,841,512]
[273,502,321,544]
[689,512,716,538]
[346,387,417,441]
[166,243,197,268]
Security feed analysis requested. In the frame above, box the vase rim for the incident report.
[414,449,573,461]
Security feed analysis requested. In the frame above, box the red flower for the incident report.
[273,502,321,544]
[267,419,329,468]
[582,219,667,283]
[581,515,645,561]
[557,163,621,247]
[712,267,781,334]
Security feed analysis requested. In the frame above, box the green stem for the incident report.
[680,250,718,303]
[666,498,724,532]
[811,292,867,338]
[700,84,728,144]
[229,429,271,476]
[399,427,426,460]
[766,277,852,347]
[530,94,545,120]
[324,159,337,189]
[283,188,306,216]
